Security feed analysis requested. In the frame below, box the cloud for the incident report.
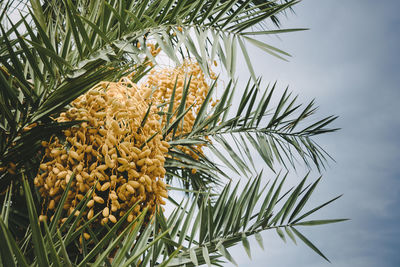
[223,0,400,266]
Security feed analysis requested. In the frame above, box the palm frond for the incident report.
[3,0,303,81]
[0,175,172,266]
[148,173,347,266]
[163,77,338,191]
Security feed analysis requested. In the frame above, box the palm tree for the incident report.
[0,0,345,266]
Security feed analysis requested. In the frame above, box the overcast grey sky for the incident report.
[223,0,400,266]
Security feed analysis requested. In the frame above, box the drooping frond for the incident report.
[149,173,346,266]
[0,172,346,266]
[162,77,338,192]
[2,0,304,82]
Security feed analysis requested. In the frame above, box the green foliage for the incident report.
[0,0,345,266]
[0,172,347,266]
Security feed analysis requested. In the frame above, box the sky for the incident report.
[223,0,400,266]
